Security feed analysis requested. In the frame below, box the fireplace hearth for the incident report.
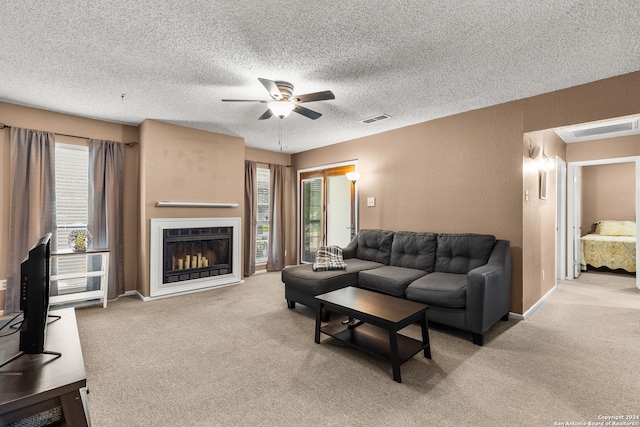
[150,217,242,298]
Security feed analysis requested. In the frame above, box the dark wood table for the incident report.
[0,307,90,426]
[315,286,431,383]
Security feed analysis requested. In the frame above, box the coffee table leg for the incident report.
[315,302,323,344]
[421,313,431,359]
[388,329,402,383]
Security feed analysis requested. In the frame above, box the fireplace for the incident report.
[150,218,242,298]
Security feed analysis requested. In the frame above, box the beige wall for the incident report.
[581,162,636,235]
[0,102,139,310]
[293,102,526,312]
[522,130,566,309]
[566,134,640,237]
[137,120,245,297]
[566,133,640,162]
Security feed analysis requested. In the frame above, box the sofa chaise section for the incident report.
[283,229,394,319]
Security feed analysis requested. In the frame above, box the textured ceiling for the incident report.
[1,1,639,153]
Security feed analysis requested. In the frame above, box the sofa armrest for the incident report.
[342,235,358,259]
[465,240,512,335]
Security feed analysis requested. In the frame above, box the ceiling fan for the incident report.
[222,78,335,120]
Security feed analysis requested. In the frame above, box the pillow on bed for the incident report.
[595,220,636,236]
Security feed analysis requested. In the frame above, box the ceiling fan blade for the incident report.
[258,109,273,120]
[258,78,283,100]
[293,90,335,103]
[221,99,268,103]
[293,104,322,120]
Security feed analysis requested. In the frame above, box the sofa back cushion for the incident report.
[355,229,394,265]
[435,233,496,274]
[390,231,437,271]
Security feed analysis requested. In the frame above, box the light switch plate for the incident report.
[367,197,375,207]
[0,280,7,291]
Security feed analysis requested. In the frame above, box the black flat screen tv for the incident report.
[19,233,52,354]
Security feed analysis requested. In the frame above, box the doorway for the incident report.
[566,157,639,289]
[298,162,357,263]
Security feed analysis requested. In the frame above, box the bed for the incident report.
[580,220,636,273]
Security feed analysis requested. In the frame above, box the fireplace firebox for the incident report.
[163,227,231,283]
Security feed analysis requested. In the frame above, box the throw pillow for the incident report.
[595,220,636,236]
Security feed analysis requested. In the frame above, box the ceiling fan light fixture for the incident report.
[268,101,295,118]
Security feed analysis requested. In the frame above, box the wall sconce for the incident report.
[528,140,540,159]
[345,171,360,183]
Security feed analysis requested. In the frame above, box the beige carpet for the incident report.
[73,271,640,427]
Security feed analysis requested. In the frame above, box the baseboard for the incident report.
[136,280,245,302]
[0,310,4,316]
[510,284,558,321]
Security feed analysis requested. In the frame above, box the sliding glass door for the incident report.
[301,177,324,263]
[326,175,352,247]
[299,164,356,263]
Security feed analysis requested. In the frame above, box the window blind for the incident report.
[54,143,90,291]
[256,167,270,264]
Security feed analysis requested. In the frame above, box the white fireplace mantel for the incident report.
[149,217,242,298]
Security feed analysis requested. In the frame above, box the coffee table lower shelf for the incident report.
[320,322,427,367]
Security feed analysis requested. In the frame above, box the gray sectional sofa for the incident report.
[281,229,511,346]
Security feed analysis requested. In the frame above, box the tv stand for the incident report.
[0,308,89,426]
[0,349,62,369]
[0,314,64,368]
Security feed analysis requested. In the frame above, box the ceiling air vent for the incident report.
[361,114,391,124]
[554,117,640,143]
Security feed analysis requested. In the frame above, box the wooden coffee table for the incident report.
[315,286,431,383]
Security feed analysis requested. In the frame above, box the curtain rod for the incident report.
[0,122,138,147]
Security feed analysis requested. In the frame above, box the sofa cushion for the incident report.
[405,272,467,308]
[435,233,496,274]
[353,229,394,265]
[282,258,384,296]
[390,231,437,271]
[358,266,428,297]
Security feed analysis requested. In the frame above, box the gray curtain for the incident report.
[244,161,257,276]
[5,128,56,314]
[267,164,285,271]
[88,139,124,299]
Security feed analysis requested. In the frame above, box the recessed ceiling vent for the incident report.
[361,114,391,124]
[554,117,640,143]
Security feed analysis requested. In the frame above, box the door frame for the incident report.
[567,163,580,279]
[556,156,567,282]
[566,156,640,289]
[297,160,358,264]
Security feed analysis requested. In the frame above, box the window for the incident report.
[53,143,89,293]
[255,167,270,264]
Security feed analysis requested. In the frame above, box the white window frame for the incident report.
[53,142,90,292]
[255,167,270,265]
